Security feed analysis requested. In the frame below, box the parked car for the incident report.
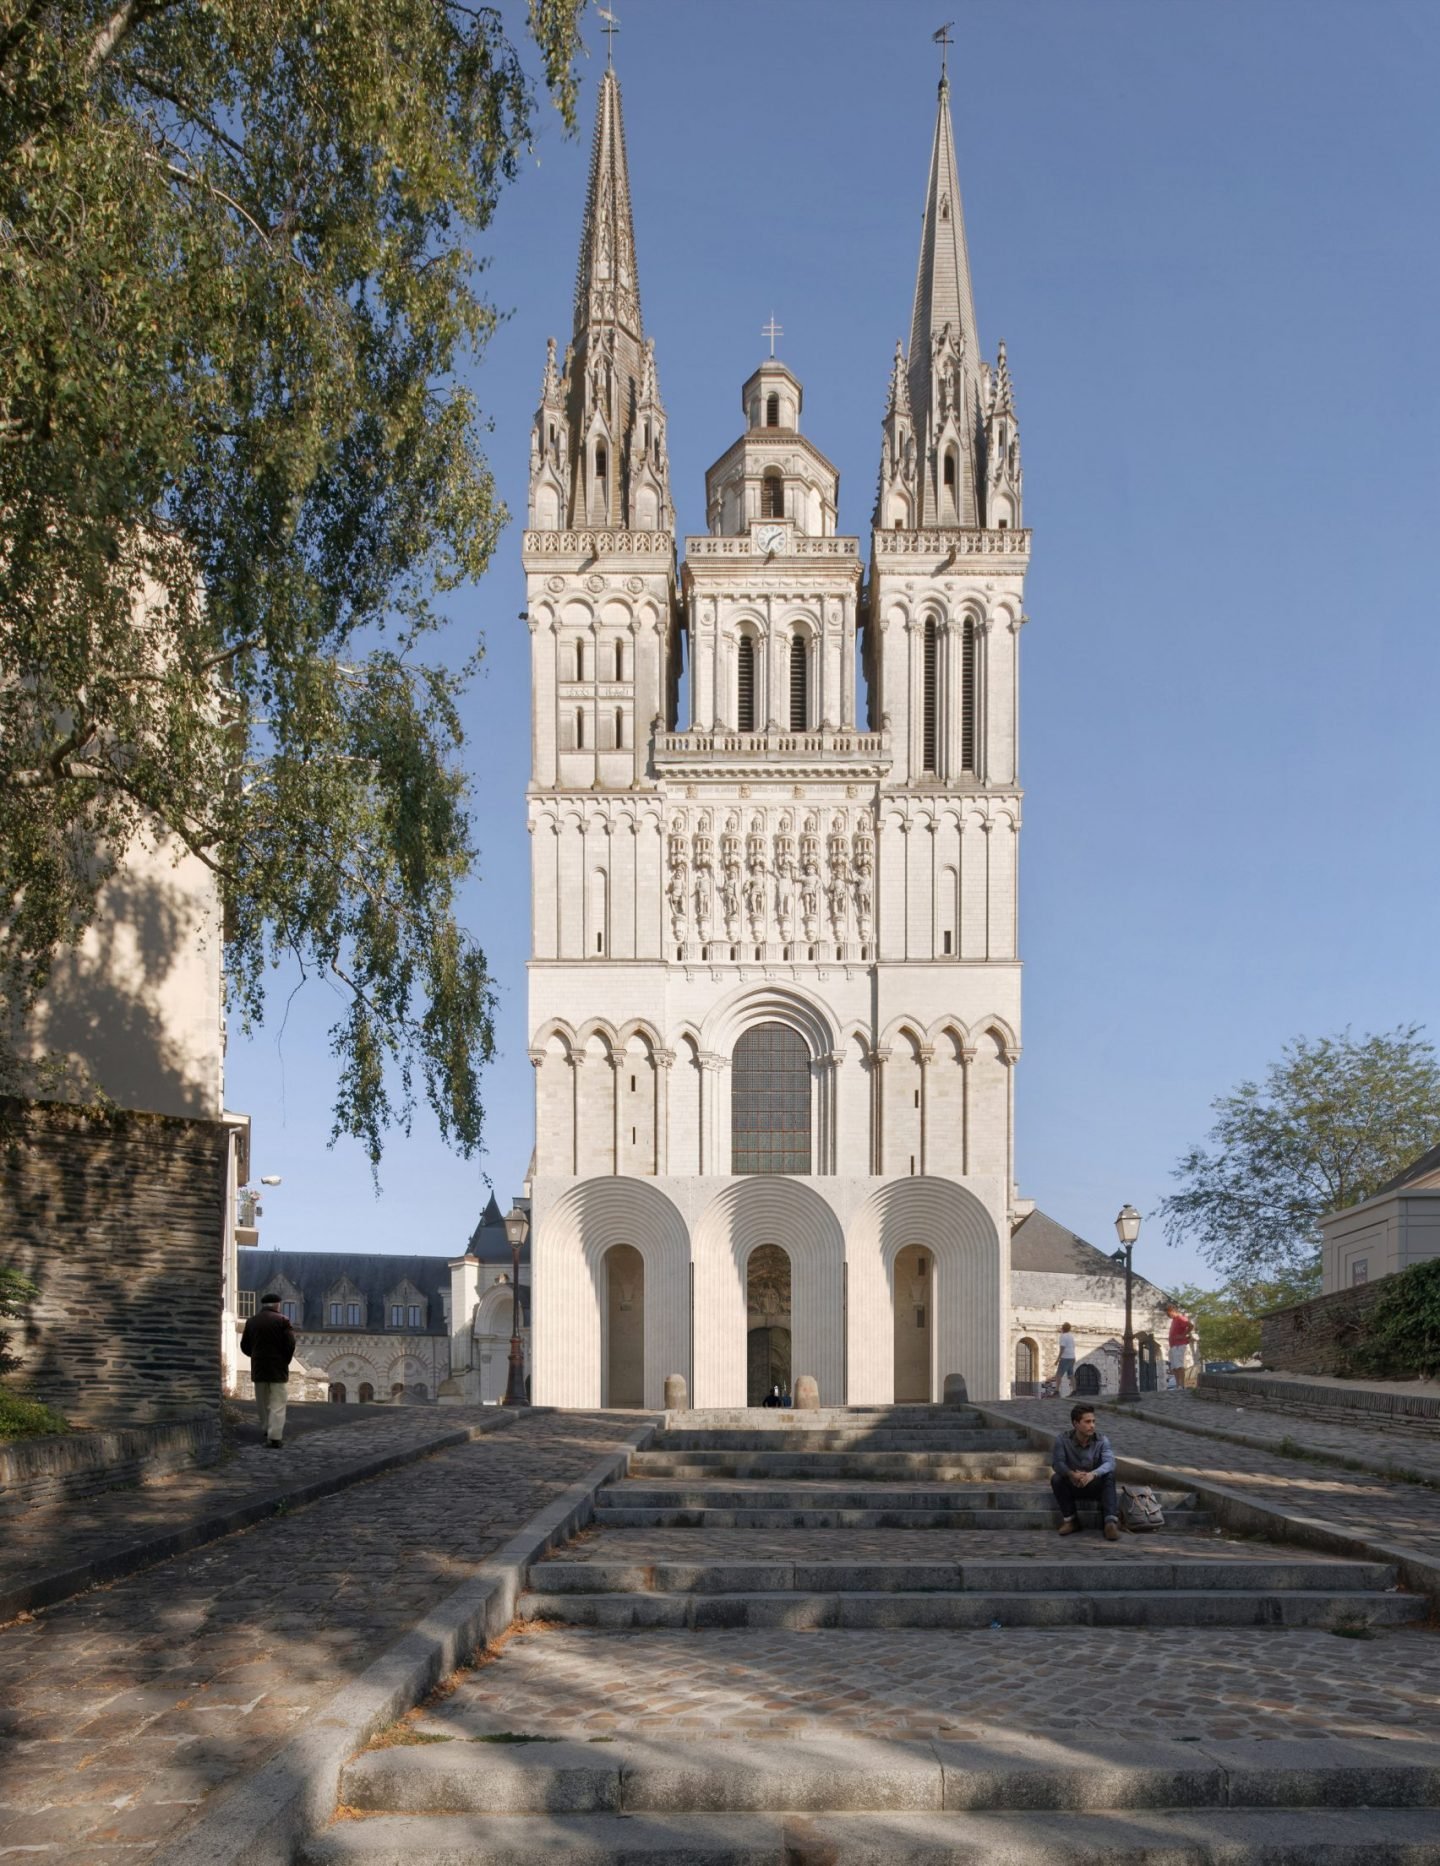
[1203,1359,1240,1373]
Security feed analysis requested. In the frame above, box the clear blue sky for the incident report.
[227,0,1440,1290]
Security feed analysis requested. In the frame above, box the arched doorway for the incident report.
[358,1382,374,1403]
[1074,1362,1101,1397]
[746,1243,792,1404]
[892,1245,932,1402]
[328,1382,347,1403]
[604,1243,645,1407]
[1014,1338,1039,1398]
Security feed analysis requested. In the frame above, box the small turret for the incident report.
[983,339,1023,529]
[875,340,918,530]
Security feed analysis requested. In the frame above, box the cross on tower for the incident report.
[933,21,954,84]
[597,6,620,66]
[761,313,783,358]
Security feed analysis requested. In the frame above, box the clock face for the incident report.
[754,523,787,554]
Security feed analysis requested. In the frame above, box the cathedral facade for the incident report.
[524,61,1031,1409]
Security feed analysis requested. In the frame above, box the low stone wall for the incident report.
[1259,1280,1385,1376]
[0,1411,221,1510]
[0,1097,229,1425]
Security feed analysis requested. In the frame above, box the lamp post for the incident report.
[1112,1204,1142,1403]
[502,1204,530,1407]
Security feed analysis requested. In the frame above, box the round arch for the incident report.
[847,1177,1005,1403]
[691,1178,845,1407]
[533,1177,689,1408]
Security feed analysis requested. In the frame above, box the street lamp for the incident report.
[502,1204,530,1407]
[1112,1204,1142,1403]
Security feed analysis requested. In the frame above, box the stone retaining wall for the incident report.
[1258,1280,1384,1376]
[0,1411,220,1510]
[0,1097,228,1425]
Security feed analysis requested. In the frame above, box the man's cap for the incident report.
[260,1292,283,1305]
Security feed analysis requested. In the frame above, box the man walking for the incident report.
[240,1293,296,1448]
[1052,1322,1077,1396]
[1051,1401,1120,1540]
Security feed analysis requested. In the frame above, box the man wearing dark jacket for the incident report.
[1051,1401,1120,1539]
[240,1293,297,1448]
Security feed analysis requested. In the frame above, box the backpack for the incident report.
[1119,1484,1165,1532]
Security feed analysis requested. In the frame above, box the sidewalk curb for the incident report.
[151,1416,660,1866]
[1,1409,531,1624]
[978,1404,1440,1615]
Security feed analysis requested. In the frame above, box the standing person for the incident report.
[1166,1303,1195,1391]
[1051,1402,1120,1539]
[1053,1322,1077,1396]
[762,1384,783,1409]
[240,1293,296,1448]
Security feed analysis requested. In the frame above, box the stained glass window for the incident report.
[732,1022,811,1175]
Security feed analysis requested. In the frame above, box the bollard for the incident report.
[663,1373,688,1411]
[794,1374,820,1410]
[942,1373,969,1405]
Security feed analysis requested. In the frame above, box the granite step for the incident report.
[518,1585,1422,1631]
[527,1555,1400,1596]
[300,1805,1440,1865]
[600,1481,1198,1511]
[339,1732,1440,1818]
[592,1504,1218,1530]
[650,1424,1005,1451]
[632,1446,1040,1477]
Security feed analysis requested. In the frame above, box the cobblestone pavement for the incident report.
[415,1623,1440,1745]
[993,1398,1440,1556]
[0,1405,512,1609]
[559,1524,1339,1564]
[1128,1390,1440,1485]
[0,1411,640,1864]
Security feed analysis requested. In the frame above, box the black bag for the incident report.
[1118,1484,1165,1532]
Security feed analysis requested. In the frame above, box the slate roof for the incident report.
[1011,1209,1168,1299]
[238,1251,451,1335]
[1372,1140,1440,1198]
[466,1192,533,1265]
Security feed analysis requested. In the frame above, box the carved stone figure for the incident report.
[666,861,688,941]
[827,874,849,939]
[744,870,767,940]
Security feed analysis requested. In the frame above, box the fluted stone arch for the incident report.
[531,1177,688,1408]
[691,1178,845,1408]
[847,1177,1005,1403]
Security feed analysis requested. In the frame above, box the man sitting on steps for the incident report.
[1051,1401,1120,1540]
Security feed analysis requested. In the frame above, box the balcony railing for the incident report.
[655,726,888,763]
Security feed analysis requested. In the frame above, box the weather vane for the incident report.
[762,313,783,358]
[597,5,620,67]
[934,21,954,84]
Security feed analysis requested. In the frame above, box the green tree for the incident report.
[0,0,585,1163]
[1160,1026,1440,1283]
[1165,1274,1318,1366]
[0,1266,38,1377]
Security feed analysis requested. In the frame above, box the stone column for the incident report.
[447,1255,480,1378]
[918,1044,934,1175]
[824,1049,845,1175]
[610,1052,623,1175]
[699,1051,727,1174]
[871,1047,890,1176]
[655,1048,673,1175]
[570,1050,584,1176]
[960,1045,975,1175]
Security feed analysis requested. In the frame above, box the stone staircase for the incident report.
[303,1405,1440,1864]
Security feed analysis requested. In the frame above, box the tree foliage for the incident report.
[0,1265,38,1377]
[0,0,585,1163]
[1160,1026,1440,1283]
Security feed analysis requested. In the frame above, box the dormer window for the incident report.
[765,392,780,428]
[761,470,784,519]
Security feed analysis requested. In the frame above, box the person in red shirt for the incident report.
[1166,1303,1195,1391]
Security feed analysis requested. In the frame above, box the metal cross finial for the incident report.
[597,5,619,66]
[762,313,783,358]
[933,21,954,84]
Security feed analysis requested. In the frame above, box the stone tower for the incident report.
[524,61,1029,1412]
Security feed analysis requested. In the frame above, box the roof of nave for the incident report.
[238,1251,452,1333]
[1012,1209,1168,1298]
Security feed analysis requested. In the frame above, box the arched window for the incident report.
[614,641,624,681]
[358,1382,374,1403]
[329,1383,347,1403]
[575,708,585,750]
[575,640,584,681]
[765,391,780,428]
[922,618,938,774]
[594,442,608,512]
[737,635,756,732]
[614,707,624,748]
[789,633,808,731]
[761,470,784,518]
[732,1023,811,1174]
[1014,1339,1038,1397]
[961,617,977,772]
[942,448,958,516]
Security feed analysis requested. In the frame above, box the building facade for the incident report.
[1320,1141,1440,1293]
[233,1198,531,1405]
[525,63,1041,1409]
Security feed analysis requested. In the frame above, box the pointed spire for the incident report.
[539,335,562,408]
[573,65,641,344]
[990,337,1015,418]
[906,72,984,526]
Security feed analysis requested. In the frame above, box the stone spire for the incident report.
[874,340,918,530]
[983,338,1023,529]
[568,65,669,530]
[905,71,984,528]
